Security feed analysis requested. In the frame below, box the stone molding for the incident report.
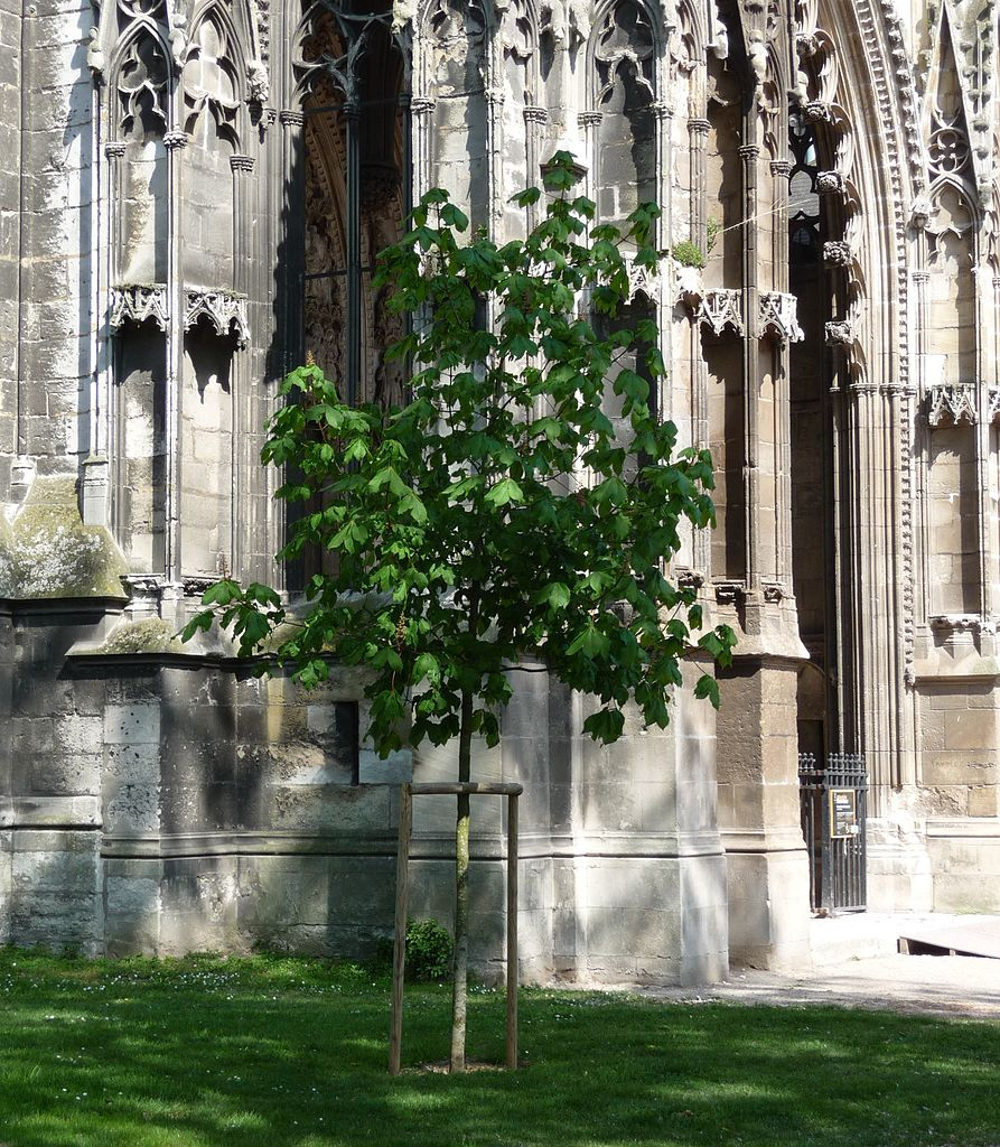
[109,285,169,331]
[626,259,660,304]
[695,288,744,336]
[928,613,993,635]
[184,289,250,346]
[758,292,804,343]
[110,286,249,346]
[926,384,976,427]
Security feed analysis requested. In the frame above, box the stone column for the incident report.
[739,142,761,590]
[410,98,435,207]
[162,129,187,589]
[523,105,547,229]
[770,160,793,587]
[688,119,709,251]
[688,118,711,576]
[577,111,602,204]
[715,137,809,971]
[230,154,255,579]
[0,0,20,498]
[501,663,729,987]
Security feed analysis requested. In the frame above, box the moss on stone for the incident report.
[0,475,128,600]
[0,513,15,597]
[96,617,184,655]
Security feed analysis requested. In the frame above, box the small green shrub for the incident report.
[404,919,453,983]
[672,239,706,269]
[706,217,722,254]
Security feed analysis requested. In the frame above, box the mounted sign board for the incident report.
[829,788,860,839]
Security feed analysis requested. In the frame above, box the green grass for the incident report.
[0,950,997,1147]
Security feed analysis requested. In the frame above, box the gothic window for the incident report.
[184,15,241,148]
[593,0,656,229]
[117,31,170,138]
[788,111,820,266]
[500,0,537,234]
[423,0,488,230]
[297,3,408,408]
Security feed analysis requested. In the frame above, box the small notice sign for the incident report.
[829,788,859,839]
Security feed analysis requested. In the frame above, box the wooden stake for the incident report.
[388,784,412,1076]
[505,792,519,1070]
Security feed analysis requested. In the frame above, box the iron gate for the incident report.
[798,752,867,913]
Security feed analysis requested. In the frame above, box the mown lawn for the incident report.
[0,950,996,1147]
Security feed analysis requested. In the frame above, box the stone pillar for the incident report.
[503,663,728,987]
[577,111,601,202]
[716,651,811,969]
[0,0,20,498]
[0,600,12,944]
[230,153,255,580]
[523,105,547,227]
[162,129,188,588]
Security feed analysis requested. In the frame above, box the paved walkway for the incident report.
[644,914,1000,1020]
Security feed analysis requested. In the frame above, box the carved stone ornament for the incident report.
[804,100,832,123]
[989,388,1000,424]
[626,259,660,304]
[929,613,982,632]
[823,240,852,267]
[247,59,270,104]
[674,264,703,305]
[697,289,744,337]
[109,285,169,331]
[926,384,976,427]
[184,289,249,346]
[796,31,819,58]
[815,170,844,194]
[391,0,418,32]
[714,580,745,605]
[909,195,932,228]
[825,319,855,347]
[87,26,105,78]
[758,292,804,342]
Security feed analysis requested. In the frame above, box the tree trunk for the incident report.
[450,678,475,1073]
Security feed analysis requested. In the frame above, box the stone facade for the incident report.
[0,0,998,983]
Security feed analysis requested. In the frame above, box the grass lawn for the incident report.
[0,950,996,1147]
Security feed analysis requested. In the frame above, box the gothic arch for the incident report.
[183,4,249,149]
[788,0,919,803]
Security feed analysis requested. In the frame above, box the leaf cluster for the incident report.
[183,151,734,756]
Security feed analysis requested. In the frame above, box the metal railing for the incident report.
[798,751,867,914]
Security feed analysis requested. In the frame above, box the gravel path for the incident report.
[642,954,1000,1020]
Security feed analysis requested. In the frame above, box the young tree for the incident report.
[184,152,734,1071]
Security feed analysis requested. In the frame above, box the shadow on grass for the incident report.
[0,953,997,1147]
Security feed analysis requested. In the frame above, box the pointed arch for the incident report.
[183,4,248,149]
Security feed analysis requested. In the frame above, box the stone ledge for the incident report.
[925,818,1000,838]
[100,829,400,859]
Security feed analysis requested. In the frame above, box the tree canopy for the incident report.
[184,152,733,757]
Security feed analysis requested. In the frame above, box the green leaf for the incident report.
[484,477,524,507]
[413,652,440,685]
[540,582,571,610]
[510,186,541,207]
[180,611,214,641]
[693,674,721,709]
[567,622,610,659]
[202,579,241,607]
[582,707,625,744]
